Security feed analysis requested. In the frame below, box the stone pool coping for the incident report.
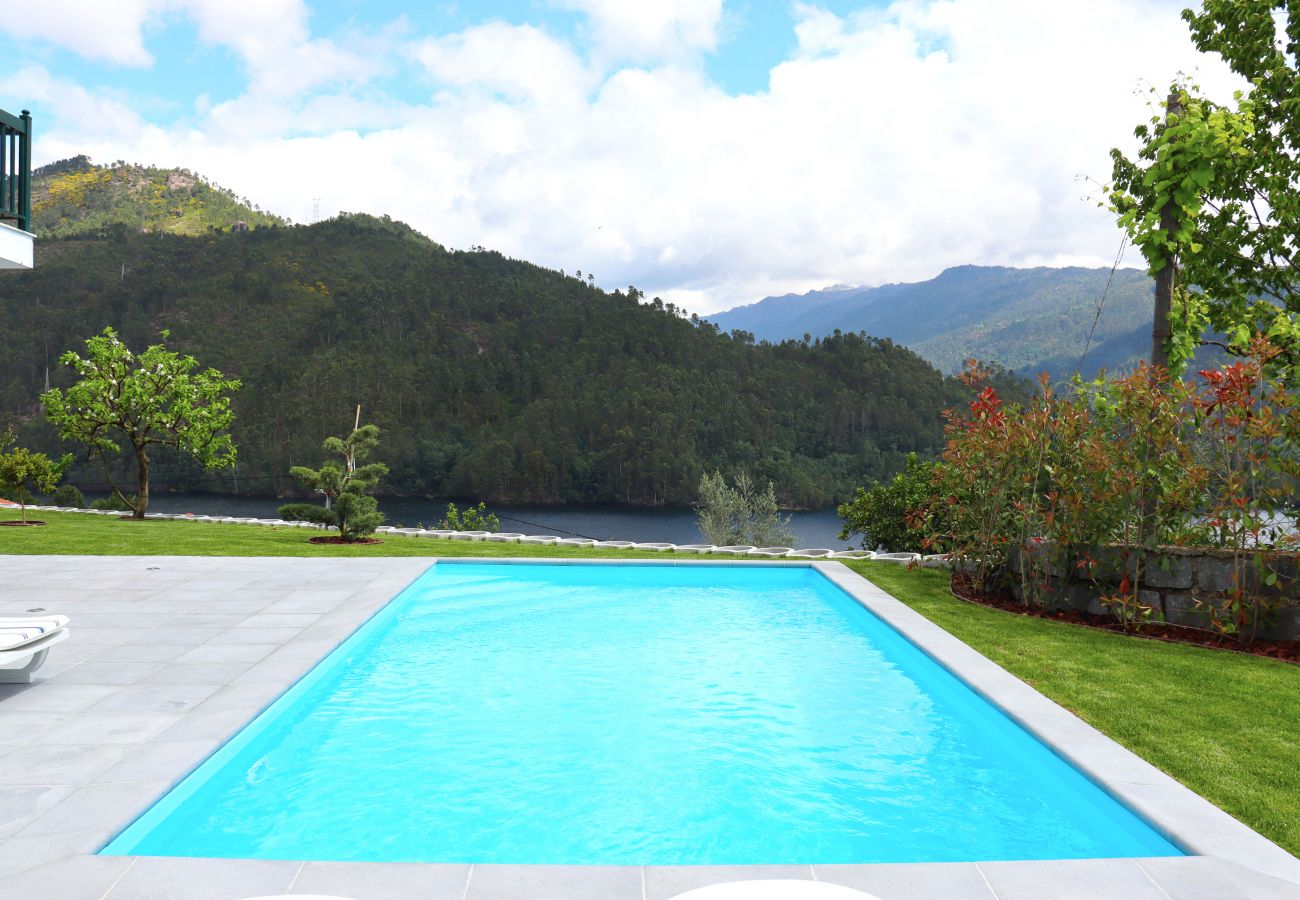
[0,554,1297,900]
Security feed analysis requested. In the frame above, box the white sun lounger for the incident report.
[0,615,70,684]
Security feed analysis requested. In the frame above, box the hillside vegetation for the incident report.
[711,265,1159,380]
[31,156,284,238]
[0,214,1021,508]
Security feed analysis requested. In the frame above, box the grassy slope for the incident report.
[2,511,1296,855]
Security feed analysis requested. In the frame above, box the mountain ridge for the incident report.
[710,265,1157,380]
[31,155,285,239]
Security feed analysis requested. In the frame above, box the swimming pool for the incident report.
[101,562,1182,865]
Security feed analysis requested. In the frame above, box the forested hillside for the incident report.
[0,215,1020,508]
[711,266,1158,380]
[31,156,285,238]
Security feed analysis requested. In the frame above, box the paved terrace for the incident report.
[0,555,1298,900]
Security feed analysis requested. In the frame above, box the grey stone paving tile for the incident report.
[197,679,288,711]
[0,682,123,712]
[160,612,255,629]
[291,860,471,899]
[0,853,136,900]
[279,589,363,605]
[1,742,132,784]
[174,641,279,664]
[230,657,316,686]
[141,661,258,685]
[0,784,79,839]
[189,595,275,614]
[52,661,165,686]
[106,856,301,899]
[139,626,229,645]
[264,598,349,614]
[151,704,260,742]
[643,865,815,900]
[88,681,225,715]
[39,711,183,745]
[94,738,219,784]
[1134,856,1268,899]
[17,779,167,836]
[469,864,643,900]
[1202,859,1300,899]
[813,862,996,899]
[203,626,305,645]
[0,828,113,880]
[89,642,207,664]
[978,858,1168,899]
[233,612,326,629]
[1177,831,1300,886]
[271,637,348,661]
[0,710,69,747]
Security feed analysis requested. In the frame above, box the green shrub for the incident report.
[696,470,794,546]
[837,453,938,553]
[91,493,137,511]
[335,492,383,541]
[440,501,500,532]
[277,503,336,526]
[50,484,86,508]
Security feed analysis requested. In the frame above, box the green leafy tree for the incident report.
[0,433,71,523]
[837,453,941,553]
[696,470,794,547]
[288,424,388,541]
[1110,1,1300,376]
[41,328,240,519]
[440,501,500,532]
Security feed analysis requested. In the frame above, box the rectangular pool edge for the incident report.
[86,556,1300,886]
[809,560,1300,885]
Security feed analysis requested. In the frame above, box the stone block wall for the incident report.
[1008,544,1300,641]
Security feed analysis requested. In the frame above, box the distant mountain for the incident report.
[31,155,285,238]
[710,266,1159,380]
[0,202,1029,509]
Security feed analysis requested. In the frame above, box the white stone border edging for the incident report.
[22,505,933,563]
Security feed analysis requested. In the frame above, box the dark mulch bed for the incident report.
[0,520,46,526]
[307,536,382,545]
[950,571,1300,664]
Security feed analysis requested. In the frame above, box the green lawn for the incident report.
[850,561,1300,857]
[0,510,670,559]
[3,510,1297,855]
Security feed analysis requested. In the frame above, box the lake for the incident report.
[124,494,861,550]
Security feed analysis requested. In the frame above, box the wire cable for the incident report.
[1078,235,1129,374]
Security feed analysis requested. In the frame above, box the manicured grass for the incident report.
[0,510,671,559]
[3,510,1297,855]
[849,560,1300,857]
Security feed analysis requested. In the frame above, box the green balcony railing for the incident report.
[0,108,32,233]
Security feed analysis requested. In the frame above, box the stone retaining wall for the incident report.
[1008,543,1300,640]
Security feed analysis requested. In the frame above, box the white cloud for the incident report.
[555,0,724,62]
[8,0,1250,313]
[414,23,595,105]
[0,0,160,67]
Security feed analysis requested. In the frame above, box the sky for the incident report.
[0,0,1245,313]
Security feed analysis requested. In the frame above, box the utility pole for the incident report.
[1151,90,1184,370]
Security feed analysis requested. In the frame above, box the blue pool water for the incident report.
[101,563,1182,865]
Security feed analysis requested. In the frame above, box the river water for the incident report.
[126,494,861,550]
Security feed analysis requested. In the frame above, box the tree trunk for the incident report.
[1151,90,1184,370]
[134,445,150,519]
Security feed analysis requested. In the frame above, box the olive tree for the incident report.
[1109,1,1300,377]
[42,328,240,519]
[696,470,794,547]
